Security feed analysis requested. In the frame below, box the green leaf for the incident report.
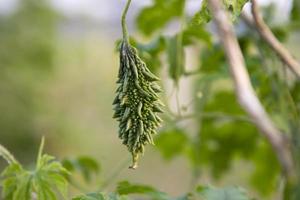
[200,44,227,73]
[116,181,169,200]
[197,185,251,200]
[198,121,258,178]
[136,0,185,35]
[183,23,212,46]
[189,0,248,25]
[0,141,69,200]
[166,34,185,85]
[72,192,129,200]
[250,141,280,195]
[155,128,189,160]
[189,0,211,26]
[222,0,249,20]
[62,156,100,183]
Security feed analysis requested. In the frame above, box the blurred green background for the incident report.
[0,0,299,199]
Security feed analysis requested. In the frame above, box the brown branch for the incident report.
[207,0,294,179]
[251,0,300,78]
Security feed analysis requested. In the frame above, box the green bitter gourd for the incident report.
[113,0,164,169]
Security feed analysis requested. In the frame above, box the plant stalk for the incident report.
[121,0,132,43]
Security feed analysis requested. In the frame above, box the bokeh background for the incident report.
[0,0,298,198]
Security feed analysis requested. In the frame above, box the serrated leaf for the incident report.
[0,141,69,200]
[136,0,185,35]
[197,185,251,200]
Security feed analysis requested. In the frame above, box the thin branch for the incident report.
[207,0,294,179]
[250,0,300,78]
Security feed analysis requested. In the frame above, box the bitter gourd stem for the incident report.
[121,0,132,43]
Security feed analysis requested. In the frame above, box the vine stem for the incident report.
[121,0,132,43]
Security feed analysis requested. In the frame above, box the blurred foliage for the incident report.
[0,0,300,199]
[73,181,252,200]
[197,185,250,200]
[73,193,129,200]
[62,156,100,183]
[155,128,189,160]
[0,0,58,163]
[0,139,69,200]
[134,0,300,198]
[136,0,185,36]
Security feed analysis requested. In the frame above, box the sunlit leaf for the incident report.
[190,0,211,26]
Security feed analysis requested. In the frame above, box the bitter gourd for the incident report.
[113,0,163,169]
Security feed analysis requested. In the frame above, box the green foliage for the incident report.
[62,156,100,183]
[131,36,166,73]
[155,128,189,160]
[200,44,226,73]
[116,181,169,200]
[190,0,249,25]
[0,139,69,200]
[74,181,252,200]
[136,0,185,35]
[73,192,129,200]
[190,0,211,26]
[222,0,249,20]
[197,185,251,200]
[182,23,212,46]
[0,0,58,162]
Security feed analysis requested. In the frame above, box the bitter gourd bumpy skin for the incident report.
[113,40,164,169]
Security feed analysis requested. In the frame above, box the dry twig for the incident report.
[251,0,300,78]
[207,0,294,179]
